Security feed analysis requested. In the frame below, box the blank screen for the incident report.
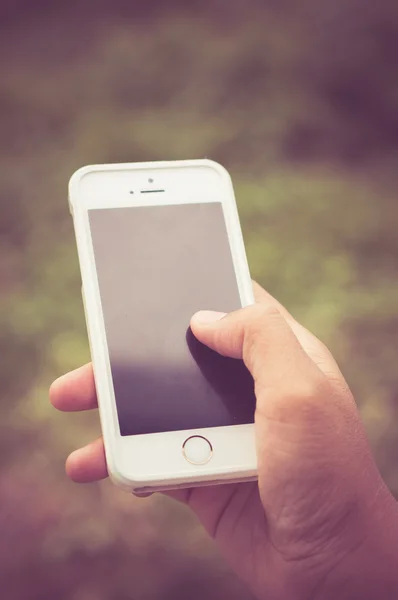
[89,202,255,436]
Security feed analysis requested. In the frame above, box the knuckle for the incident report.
[254,303,281,321]
[243,304,282,367]
[245,304,280,341]
[242,311,264,360]
[294,371,329,401]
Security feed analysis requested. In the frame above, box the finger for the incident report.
[252,280,296,322]
[252,281,343,382]
[253,281,319,346]
[191,304,331,428]
[50,363,97,412]
[190,304,312,379]
[66,437,107,483]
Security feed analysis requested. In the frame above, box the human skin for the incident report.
[50,282,398,600]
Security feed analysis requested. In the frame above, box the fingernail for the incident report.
[192,310,226,324]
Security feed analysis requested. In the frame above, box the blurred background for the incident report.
[1,1,398,598]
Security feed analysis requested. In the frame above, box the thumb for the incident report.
[190,305,316,387]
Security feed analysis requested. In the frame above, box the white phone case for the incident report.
[69,160,257,492]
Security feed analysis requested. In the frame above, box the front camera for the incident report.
[148,178,154,183]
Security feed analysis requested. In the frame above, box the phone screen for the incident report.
[89,202,255,436]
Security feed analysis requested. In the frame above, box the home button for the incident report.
[182,435,213,465]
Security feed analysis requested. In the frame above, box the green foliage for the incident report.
[1,2,398,598]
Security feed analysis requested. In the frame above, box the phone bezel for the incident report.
[69,160,257,491]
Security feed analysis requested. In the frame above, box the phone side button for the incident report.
[182,436,213,465]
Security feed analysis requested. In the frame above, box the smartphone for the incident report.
[69,159,257,492]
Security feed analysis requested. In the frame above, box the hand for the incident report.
[50,282,398,600]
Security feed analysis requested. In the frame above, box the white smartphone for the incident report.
[69,159,257,493]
